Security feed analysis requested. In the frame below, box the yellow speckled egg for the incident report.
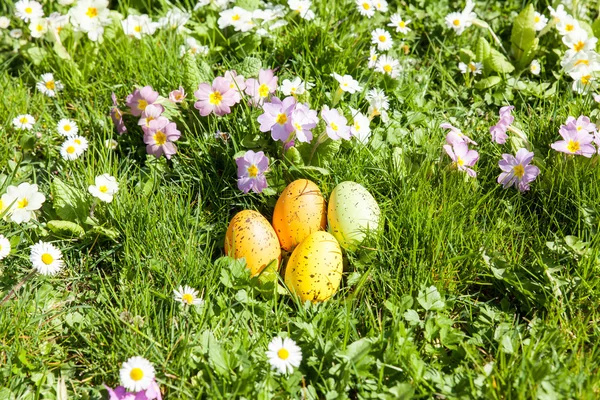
[225,210,281,277]
[272,179,327,252]
[328,181,381,250]
[284,231,343,302]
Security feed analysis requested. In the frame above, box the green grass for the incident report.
[2,0,600,398]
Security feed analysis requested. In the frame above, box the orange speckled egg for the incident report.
[225,210,281,276]
[272,179,327,251]
[284,231,343,302]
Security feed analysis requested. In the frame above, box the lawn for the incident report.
[1,0,600,398]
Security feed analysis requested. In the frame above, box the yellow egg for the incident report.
[284,231,343,302]
[225,210,281,276]
[273,179,327,252]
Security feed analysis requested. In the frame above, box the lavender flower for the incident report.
[194,77,238,117]
[443,142,479,177]
[440,122,477,145]
[490,105,515,144]
[257,96,297,142]
[126,86,160,117]
[111,93,127,135]
[244,69,278,106]
[291,103,319,143]
[138,104,166,128]
[498,148,540,192]
[104,379,162,400]
[236,150,268,193]
[550,119,596,157]
[224,70,246,102]
[564,115,596,134]
[321,106,351,140]
[169,86,186,103]
[142,119,181,159]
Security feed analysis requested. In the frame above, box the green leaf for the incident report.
[489,49,515,74]
[593,18,600,39]
[47,220,85,238]
[459,48,476,64]
[474,76,502,90]
[87,225,120,241]
[511,4,536,64]
[51,178,89,222]
[233,56,262,78]
[297,137,341,167]
[476,37,491,63]
[26,46,48,65]
[337,338,373,363]
[417,286,445,311]
[284,146,304,166]
[208,339,230,375]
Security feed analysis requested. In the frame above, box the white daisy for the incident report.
[29,18,48,38]
[1,183,45,224]
[445,0,476,36]
[366,88,389,110]
[15,0,44,22]
[556,16,580,36]
[173,285,204,306]
[57,119,78,137]
[158,8,190,33]
[119,356,155,392]
[0,235,11,260]
[179,37,209,57]
[30,241,64,275]
[371,28,392,51]
[280,77,310,96]
[563,30,597,54]
[72,135,89,151]
[349,108,371,143]
[332,73,362,93]
[388,13,411,34]
[13,114,35,130]
[372,0,388,13]
[530,60,540,75]
[548,4,568,24]
[368,47,378,68]
[60,137,85,160]
[121,14,157,39]
[47,12,69,35]
[376,55,401,78]
[68,0,111,42]
[36,73,64,97]
[9,29,23,38]
[266,337,302,374]
[217,6,253,30]
[355,0,374,18]
[534,12,547,31]
[458,61,483,75]
[288,0,315,20]
[88,174,119,203]
[0,16,10,29]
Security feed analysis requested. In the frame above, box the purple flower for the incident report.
[169,86,186,103]
[291,103,319,143]
[321,106,351,140]
[565,115,596,134]
[194,77,238,117]
[257,96,297,142]
[236,150,268,193]
[126,86,160,117]
[490,105,515,144]
[550,122,596,157]
[594,131,600,154]
[105,379,162,400]
[443,142,479,177]
[142,119,181,159]
[111,93,127,135]
[244,69,278,106]
[138,104,166,128]
[440,123,477,145]
[224,70,246,103]
[498,148,540,192]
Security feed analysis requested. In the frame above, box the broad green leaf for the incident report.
[460,48,476,64]
[51,177,89,222]
[297,137,341,167]
[337,338,373,363]
[417,285,445,311]
[511,4,536,64]
[476,37,491,63]
[26,46,48,66]
[474,76,502,90]
[284,146,304,166]
[489,49,515,74]
[87,225,120,241]
[47,220,85,238]
[233,56,262,78]
[593,18,600,38]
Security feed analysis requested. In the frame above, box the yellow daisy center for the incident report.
[41,253,54,265]
[182,293,194,304]
[277,348,289,360]
[66,145,76,154]
[137,99,148,111]
[468,63,477,72]
[258,84,270,98]
[453,19,461,26]
[45,81,55,90]
[457,157,464,166]
[64,125,71,132]
[20,117,28,123]
[565,24,574,32]
[535,16,540,23]
[378,35,386,42]
[209,91,223,105]
[99,185,108,193]
[383,64,392,73]
[574,41,585,52]
[154,131,167,145]
[86,7,98,18]
[567,140,580,153]
[513,164,525,178]
[36,24,44,32]
[362,3,370,10]
[276,113,288,125]
[134,25,142,33]
[232,14,240,21]
[247,164,259,178]
[130,368,144,381]
[17,198,29,208]
[25,7,32,14]
[399,21,405,28]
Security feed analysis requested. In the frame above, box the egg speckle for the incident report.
[327,181,381,250]
[284,231,343,302]
[225,210,281,276]
[273,179,327,251]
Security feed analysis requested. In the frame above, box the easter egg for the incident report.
[327,181,381,250]
[284,231,343,302]
[225,210,281,276]
[272,179,327,251]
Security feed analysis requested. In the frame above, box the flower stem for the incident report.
[308,132,327,165]
[331,87,344,107]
